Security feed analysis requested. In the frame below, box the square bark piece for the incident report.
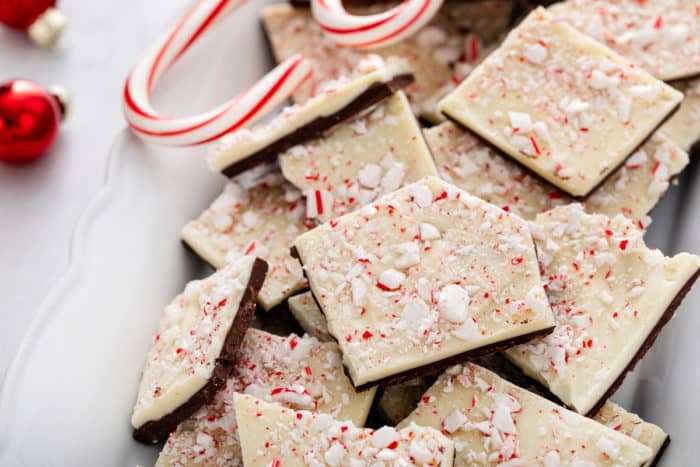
[425,121,689,223]
[294,176,555,389]
[550,0,700,81]
[156,329,376,466]
[182,174,310,310]
[280,91,438,223]
[398,363,653,465]
[439,7,683,197]
[131,256,267,443]
[506,204,700,415]
[234,394,454,466]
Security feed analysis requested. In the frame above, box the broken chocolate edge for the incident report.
[221,74,415,177]
[132,258,269,444]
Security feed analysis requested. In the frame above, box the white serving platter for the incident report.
[2,1,700,465]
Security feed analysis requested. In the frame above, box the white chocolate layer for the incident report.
[280,92,438,222]
[157,329,376,466]
[235,394,454,467]
[661,78,700,152]
[506,204,700,414]
[399,363,652,466]
[550,0,700,81]
[439,7,683,197]
[287,291,332,342]
[208,57,412,173]
[261,1,514,122]
[294,177,555,387]
[426,121,689,223]
[594,401,669,467]
[131,255,258,429]
[181,172,309,310]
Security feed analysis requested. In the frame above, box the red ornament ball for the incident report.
[0,0,56,29]
[0,79,66,165]
[0,0,66,47]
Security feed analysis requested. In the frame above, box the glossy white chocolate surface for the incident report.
[295,177,554,387]
[440,7,683,197]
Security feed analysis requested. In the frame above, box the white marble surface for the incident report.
[0,0,191,382]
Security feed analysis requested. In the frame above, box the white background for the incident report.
[0,0,191,381]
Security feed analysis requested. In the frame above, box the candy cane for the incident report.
[310,0,444,49]
[123,0,312,146]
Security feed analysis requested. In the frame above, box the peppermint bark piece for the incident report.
[208,57,413,177]
[131,256,267,443]
[506,204,700,415]
[157,329,376,466]
[287,291,333,342]
[439,7,683,197]
[594,402,670,467]
[426,121,689,223]
[234,394,454,467]
[661,78,700,152]
[549,0,700,81]
[261,1,514,122]
[181,173,310,310]
[294,177,555,390]
[398,363,653,466]
[280,91,438,222]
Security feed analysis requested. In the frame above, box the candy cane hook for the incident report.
[123,0,312,146]
[311,0,444,49]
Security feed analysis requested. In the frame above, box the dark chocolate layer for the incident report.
[132,258,268,444]
[221,74,414,177]
[352,325,555,391]
[649,435,671,467]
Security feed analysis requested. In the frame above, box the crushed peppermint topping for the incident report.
[378,268,406,291]
[182,177,310,309]
[427,121,688,225]
[157,330,372,466]
[550,0,700,81]
[235,394,453,466]
[401,363,653,465]
[294,177,553,387]
[438,284,470,324]
[280,92,436,223]
[420,222,441,240]
[132,256,257,429]
[593,401,668,459]
[507,203,700,414]
[439,7,682,197]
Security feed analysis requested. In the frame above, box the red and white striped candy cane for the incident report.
[123,0,312,146]
[310,0,444,49]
